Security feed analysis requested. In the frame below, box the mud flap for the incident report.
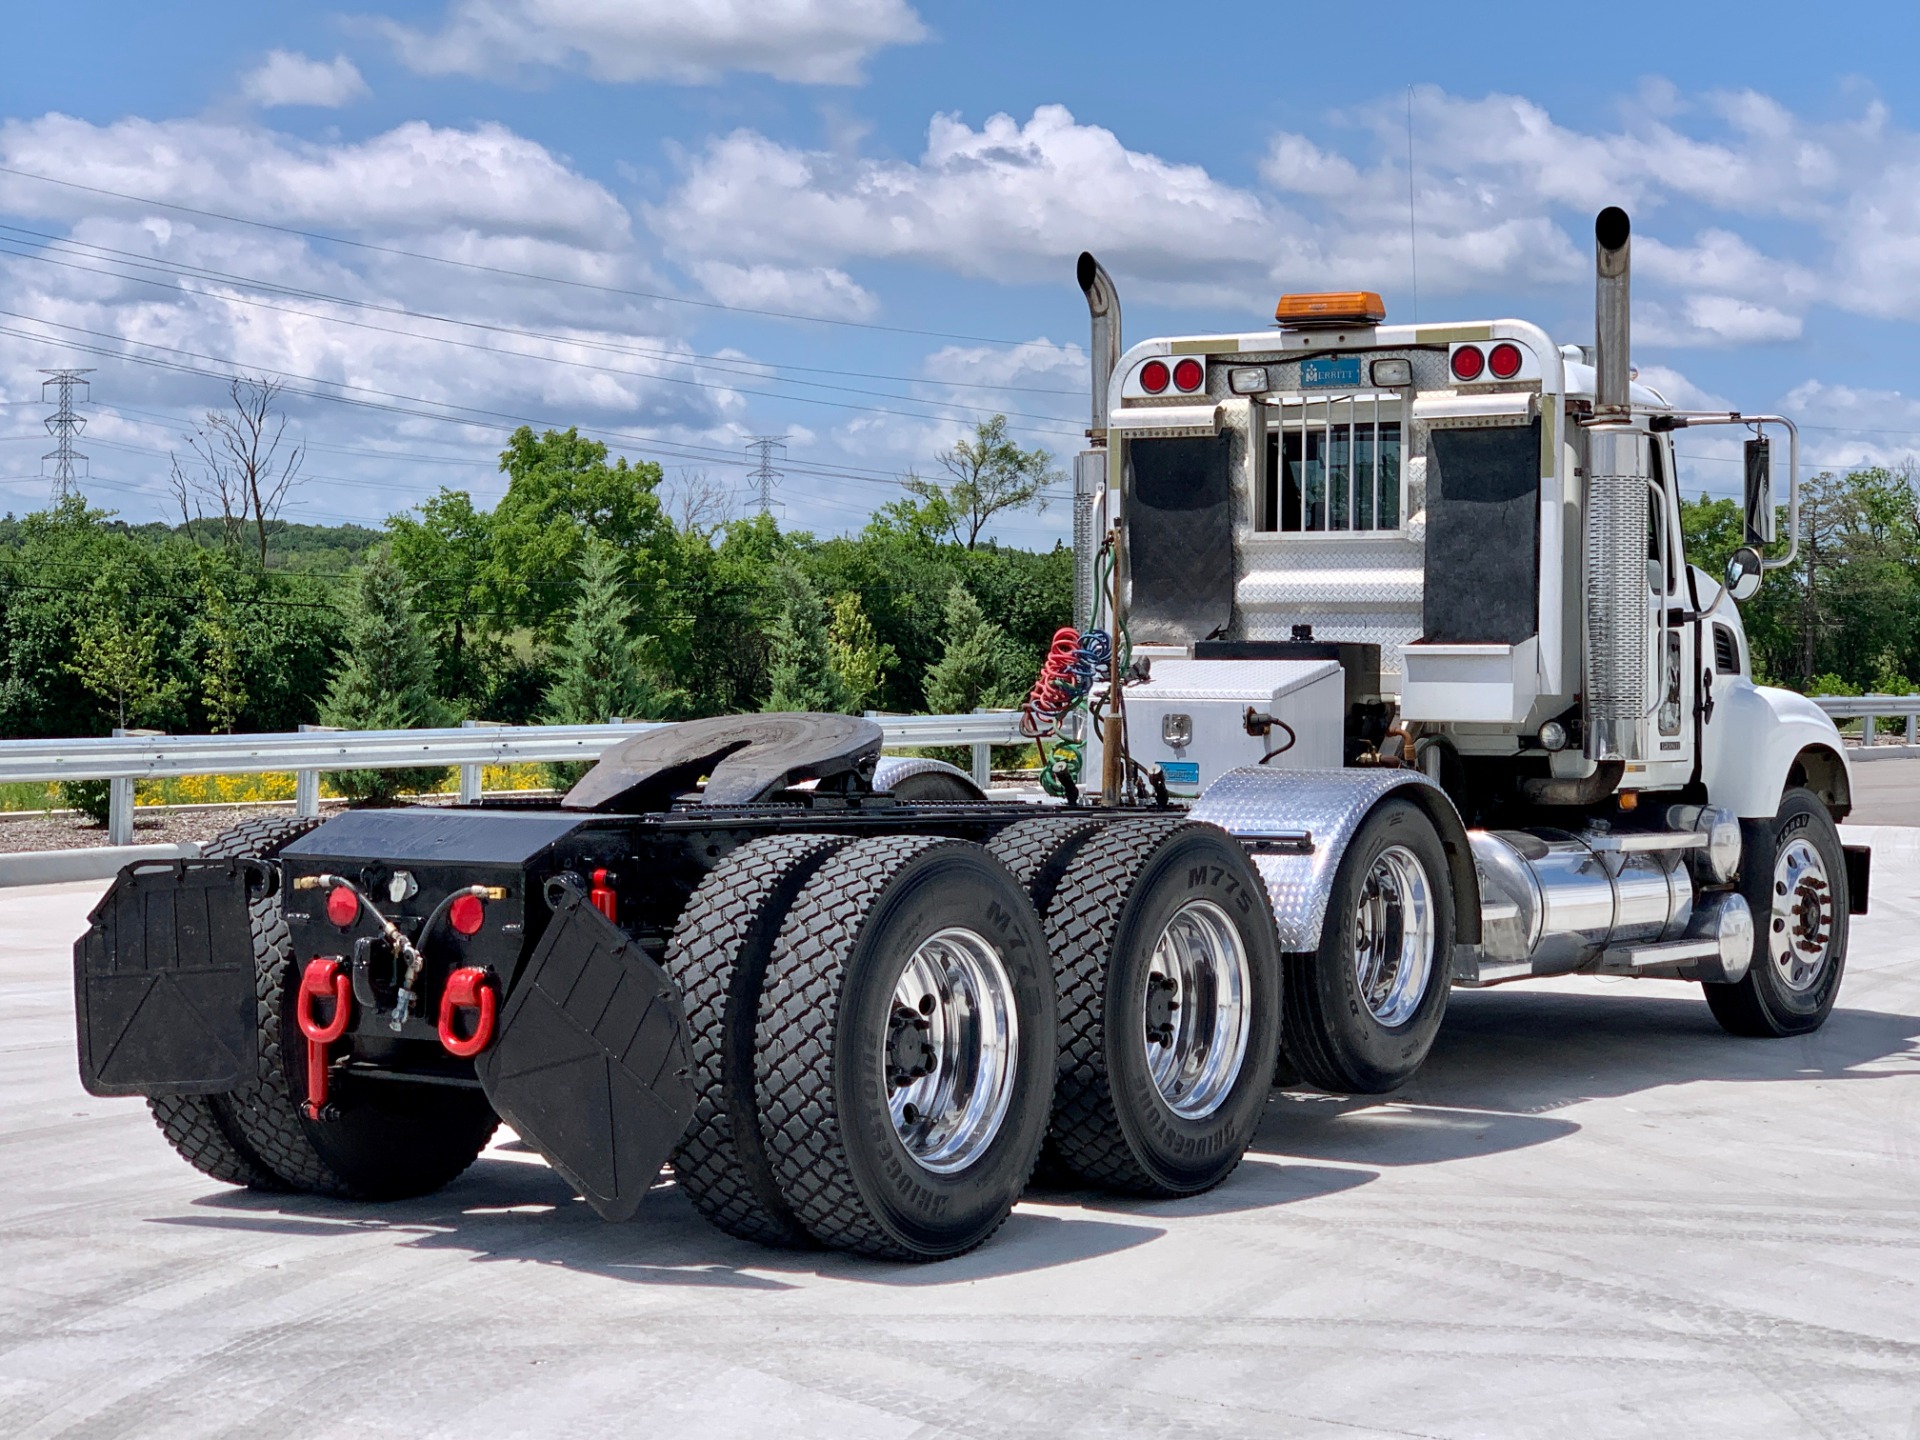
[74,857,266,1097]
[475,886,695,1221]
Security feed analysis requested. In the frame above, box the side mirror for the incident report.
[1725,546,1764,602]
[1743,436,1776,546]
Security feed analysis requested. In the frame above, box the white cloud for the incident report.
[239,51,370,109]
[0,113,757,523]
[687,261,877,320]
[377,0,925,85]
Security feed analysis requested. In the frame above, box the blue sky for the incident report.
[3,1,1918,545]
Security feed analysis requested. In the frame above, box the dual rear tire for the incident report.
[669,818,1286,1258]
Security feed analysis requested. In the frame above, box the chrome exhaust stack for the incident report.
[1077,252,1120,439]
[1073,252,1120,638]
[1584,206,1649,764]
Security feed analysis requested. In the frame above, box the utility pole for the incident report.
[41,368,94,503]
[745,434,788,517]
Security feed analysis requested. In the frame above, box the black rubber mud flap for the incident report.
[74,857,266,1098]
[476,887,696,1221]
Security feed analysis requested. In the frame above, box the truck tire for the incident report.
[755,836,1055,1260]
[986,814,1110,914]
[146,814,320,1191]
[1042,820,1282,1196]
[666,833,849,1247]
[1705,787,1849,1038]
[1284,797,1453,1095]
[153,813,498,1200]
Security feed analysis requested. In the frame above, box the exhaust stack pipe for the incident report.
[1583,207,1648,765]
[1077,252,1120,438]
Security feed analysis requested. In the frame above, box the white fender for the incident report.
[1702,677,1852,819]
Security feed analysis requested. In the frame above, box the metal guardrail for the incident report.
[1811,695,1920,746]
[0,713,1027,846]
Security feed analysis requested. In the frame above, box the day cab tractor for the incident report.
[73,208,1869,1262]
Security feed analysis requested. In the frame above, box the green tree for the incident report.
[483,427,673,640]
[65,573,184,732]
[388,487,500,711]
[764,566,849,713]
[903,416,1060,549]
[924,583,1024,715]
[194,567,248,733]
[320,551,451,801]
[545,536,674,726]
[827,591,894,713]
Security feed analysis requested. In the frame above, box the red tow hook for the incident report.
[295,957,352,1120]
[437,967,497,1058]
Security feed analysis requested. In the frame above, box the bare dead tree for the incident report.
[667,468,735,534]
[169,376,305,565]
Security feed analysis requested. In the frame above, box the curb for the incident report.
[0,842,201,888]
[1849,745,1920,762]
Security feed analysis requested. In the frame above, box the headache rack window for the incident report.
[1260,395,1403,533]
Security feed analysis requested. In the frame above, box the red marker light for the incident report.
[325,885,359,928]
[449,892,485,937]
[1172,357,1204,392]
[1488,342,1524,379]
[1139,359,1170,393]
[1451,345,1485,381]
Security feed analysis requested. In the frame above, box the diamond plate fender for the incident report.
[1191,767,1480,952]
[475,885,696,1221]
[74,856,267,1097]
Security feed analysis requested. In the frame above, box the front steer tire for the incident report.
[754,836,1056,1261]
[1284,797,1453,1095]
[1704,786,1849,1038]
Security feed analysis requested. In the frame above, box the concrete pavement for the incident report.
[3,831,1918,1439]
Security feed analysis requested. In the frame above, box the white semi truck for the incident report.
[77,207,1867,1262]
[1063,205,1866,1095]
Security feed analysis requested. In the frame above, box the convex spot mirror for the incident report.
[1725,546,1764,602]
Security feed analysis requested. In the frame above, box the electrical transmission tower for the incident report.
[745,434,788,516]
[40,368,94,503]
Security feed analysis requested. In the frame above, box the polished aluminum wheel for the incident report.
[1769,837,1835,992]
[1142,900,1252,1120]
[1351,844,1437,1027]
[883,927,1019,1175]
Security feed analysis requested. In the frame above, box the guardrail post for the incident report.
[295,723,339,817]
[970,708,991,789]
[1908,709,1917,746]
[1863,712,1877,746]
[106,727,160,846]
[459,719,484,803]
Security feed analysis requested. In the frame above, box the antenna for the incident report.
[1405,86,1419,324]
[745,434,788,517]
[40,368,94,504]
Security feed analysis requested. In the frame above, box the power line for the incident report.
[39,367,92,503]
[745,435,787,516]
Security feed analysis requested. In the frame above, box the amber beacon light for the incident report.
[1274,291,1387,328]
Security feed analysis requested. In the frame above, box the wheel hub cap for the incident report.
[885,927,1019,1175]
[1769,837,1834,992]
[1351,844,1436,1027]
[1141,900,1252,1120]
